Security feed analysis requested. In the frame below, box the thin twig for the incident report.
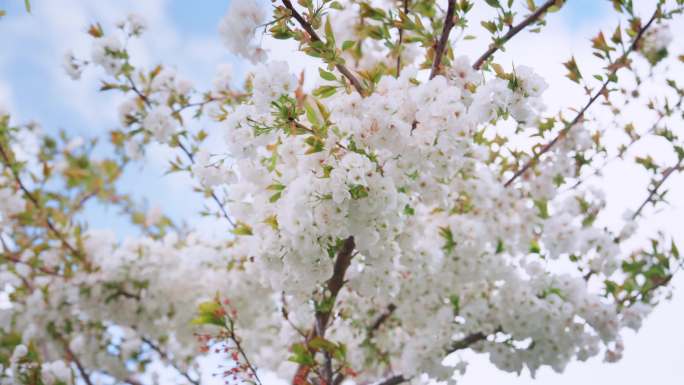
[281,0,366,95]
[127,77,236,228]
[62,339,94,385]
[632,158,683,219]
[225,318,264,385]
[396,0,410,76]
[567,115,665,192]
[503,8,660,188]
[281,292,308,337]
[176,141,236,227]
[142,337,200,385]
[3,253,61,276]
[472,0,558,70]
[430,0,456,79]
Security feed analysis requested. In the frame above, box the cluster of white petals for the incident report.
[219,0,268,63]
[180,57,654,381]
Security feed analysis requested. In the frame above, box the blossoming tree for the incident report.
[2,0,684,384]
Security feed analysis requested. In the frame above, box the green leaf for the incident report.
[318,68,337,81]
[191,300,225,326]
[269,191,282,203]
[232,222,253,236]
[530,239,541,254]
[24,0,31,13]
[305,104,321,128]
[605,280,619,296]
[313,85,338,98]
[289,343,315,366]
[341,40,355,51]
[309,336,337,353]
[267,183,286,191]
[349,184,369,199]
[439,227,457,254]
[495,239,504,254]
[449,295,460,314]
[316,296,335,313]
[481,20,498,34]
[324,16,335,44]
[264,215,278,230]
[534,199,550,219]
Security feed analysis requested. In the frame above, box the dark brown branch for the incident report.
[333,372,346,385]
[430,0,457,79]
[632,158,683,219]
[61,339,94,385]
[3,252,61,276]
[472,0,558,70]
[448,331,489,353]
[319,236,355,385]
[0,142,85,262]
[281,0,366,95]
[292,236,355,385]
[318,236,356,330]
[503,8,660,188]
[369,303,397,336]
[376,375,409,385]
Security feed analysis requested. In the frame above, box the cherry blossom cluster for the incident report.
[1,1,683,385]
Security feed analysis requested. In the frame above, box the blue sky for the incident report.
[2,1,683,384]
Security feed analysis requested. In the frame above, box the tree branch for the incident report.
[142,337,200,385]
[376,375,409,385]
[0,142,85,262]
[632,158,683,219]
[3,252,61,276]
[293,236,355,385]
[61,338,94,385]
[430,0,457,79]
[503,8,660,188]
[176,141,236,227]
[472,0,558,70]
[281,0,366,95]
[448,331,489,353]
[368,303,397,337]
[127,76,236,228]
[225,318,264,385]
